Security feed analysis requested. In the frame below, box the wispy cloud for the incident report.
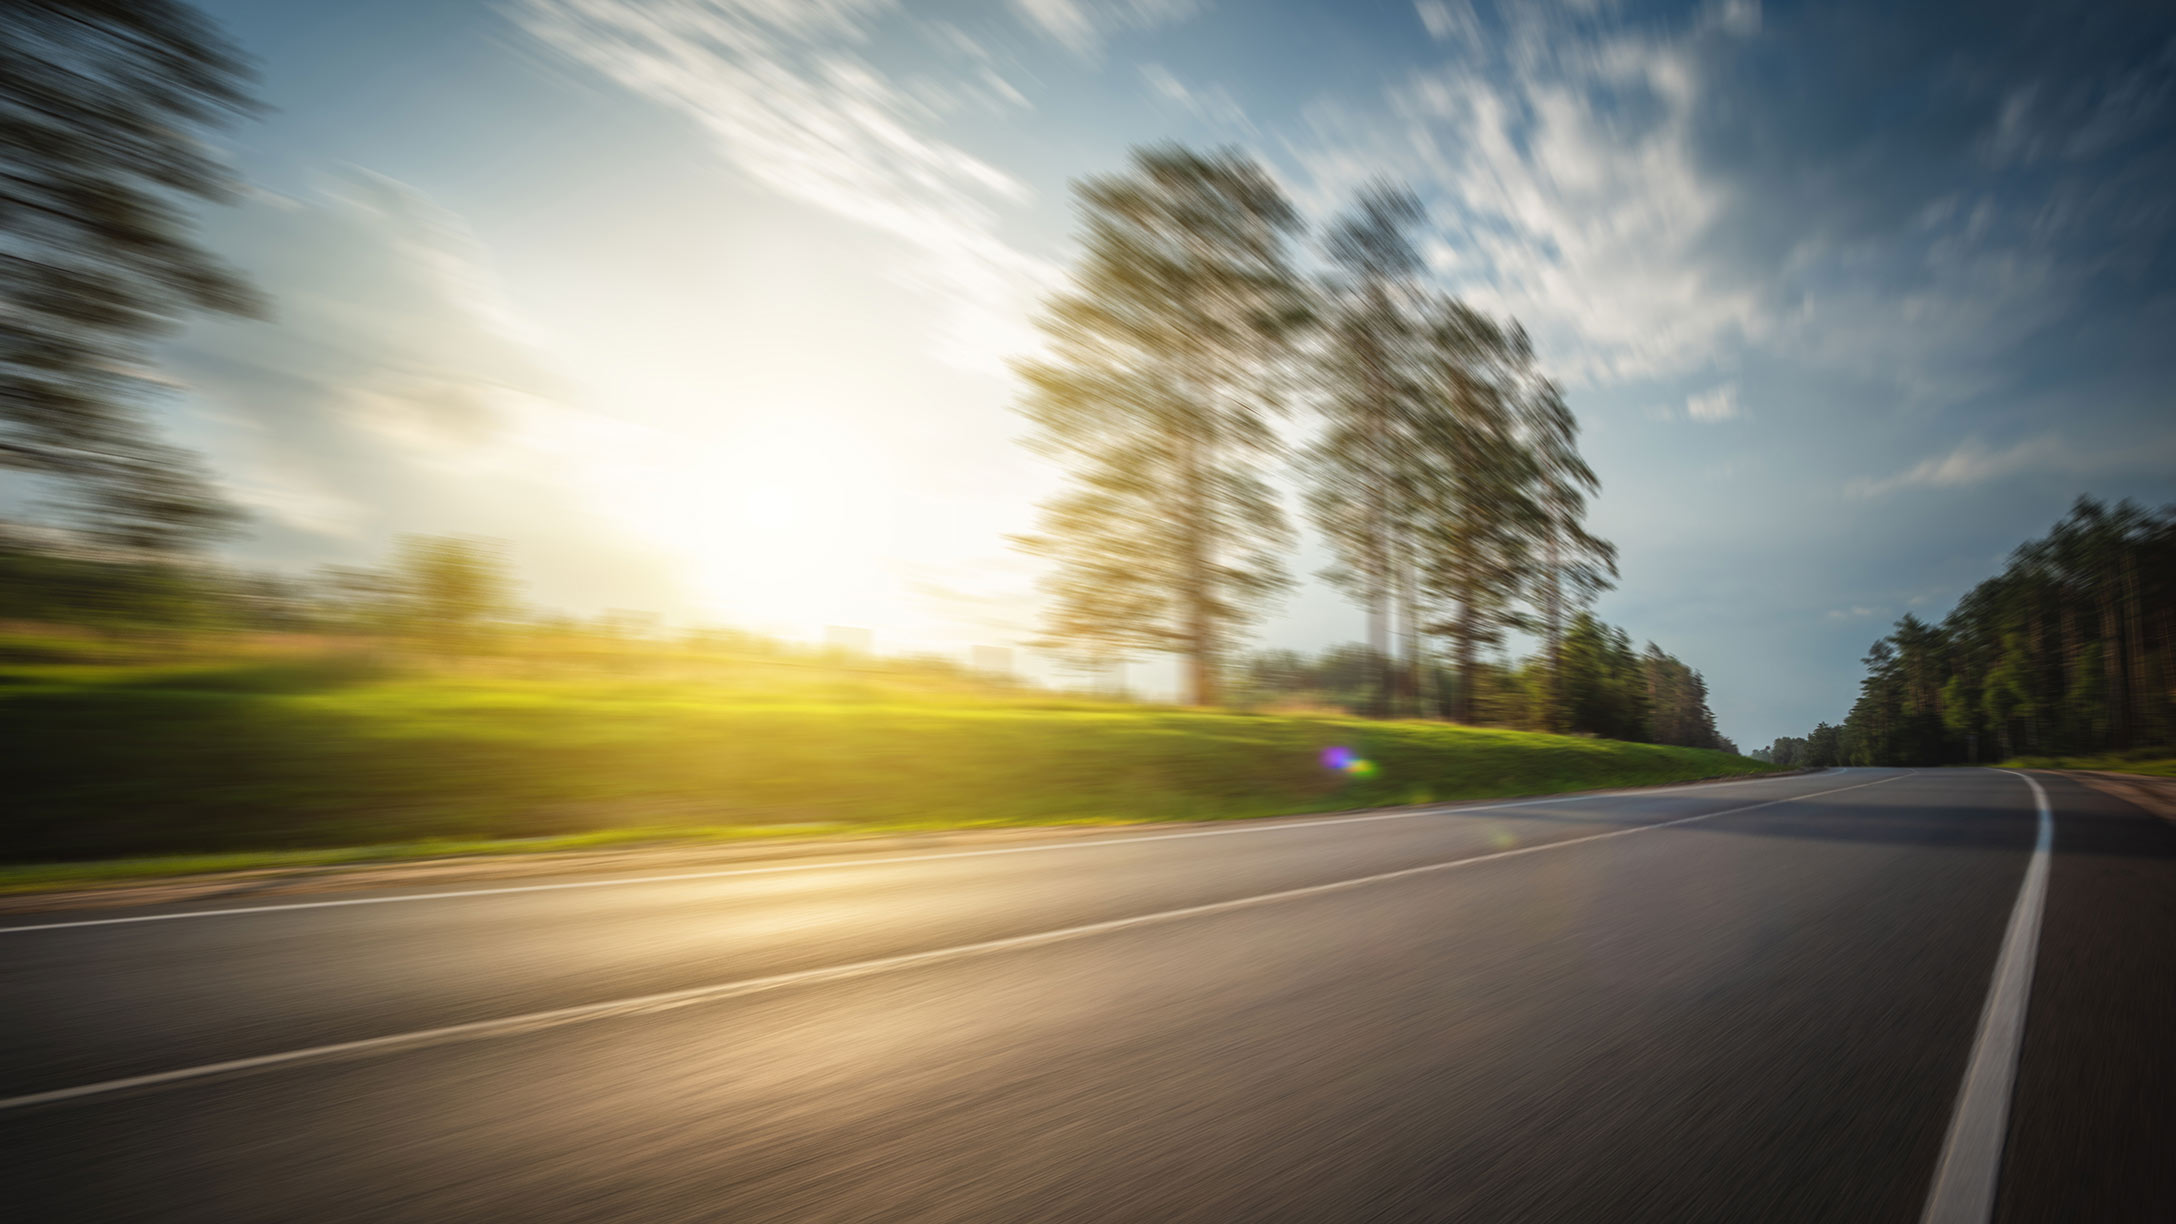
[1847,431,2176,498]
[1294,4,1768,384]
[1685,382,1740,422]
[517,0,1052,373]
[1010,0,1205,57]
[1825,605,1881,620]
[1139,63,1255,134]
[1413,1,1481,45]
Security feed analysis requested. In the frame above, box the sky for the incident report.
[160,0,2176,748]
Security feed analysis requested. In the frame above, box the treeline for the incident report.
[0,528,519,646]
[1017,147,1637,730]
[1242,610,1733,751]
[0,527,1038,698]
[1760,498,2176,766]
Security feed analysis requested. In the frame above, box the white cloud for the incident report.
[1139,63,1256,134]
[517,0,1053,374]
[1292,8,1765,384]
[1685,382,1740,421]
[1825,605,1880,620]
[1414,1,1480,44]
[1009,0,1205,57]
[1847,431,2176,498]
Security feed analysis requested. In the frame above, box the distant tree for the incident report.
[1799,498,2174,764]
[1805,721,1844,767]
[1557,612,1650,741]
[391,535,515,650]
[1,0,261,550]
[1762,735,1810,767]
[1641,645,1722,749]
[1015,146,1309,705]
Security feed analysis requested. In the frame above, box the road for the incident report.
[2,767,2171,1222]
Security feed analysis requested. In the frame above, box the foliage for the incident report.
[1301,184,1614,725]
[1239,618,1731,751]
[1302,182,1428,716]
[1797,498,2176,765]
[1015,146,1309,704]
[1018,154,1629,726]
[1,0,260,550]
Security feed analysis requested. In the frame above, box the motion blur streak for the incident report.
[8,768,2176,1221]
[0,770,1905,1110]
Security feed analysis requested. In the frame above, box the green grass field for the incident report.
[1,653,1780,888]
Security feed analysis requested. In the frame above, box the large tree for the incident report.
[1411,294,1538,723]
[1,0,259,549]
[1520,377,1616,731]
[1303,182,1427,717]
[1015,146,1309,704]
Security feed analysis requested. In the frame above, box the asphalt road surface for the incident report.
[3,767,2172,1222]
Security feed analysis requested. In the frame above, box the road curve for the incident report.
[2,767,2170,1221]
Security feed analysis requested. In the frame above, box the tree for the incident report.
[391,535,515,651]
[1557,612,1650,741]
[1521,379,1616,731]
[1794,498,2175,764]
[2,0,261,549]
[1412,295,1538,723]
[1015,146,1309,705]
[1303,182,1427,716]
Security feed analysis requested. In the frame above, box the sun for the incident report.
[639,415,904,633]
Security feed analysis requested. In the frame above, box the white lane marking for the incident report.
[0,772,1905,1112]
[1920,769,2053,1224]
[0,771,1840,935]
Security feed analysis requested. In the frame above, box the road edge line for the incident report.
[1919,768,2053,1224]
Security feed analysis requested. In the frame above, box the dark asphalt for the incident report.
[1,767,2170,1221]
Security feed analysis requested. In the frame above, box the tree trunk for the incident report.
[2123,549,2148,742]
[1395,540,1420,718]
[1452,585,1478,724]
[2102,593,2127,750]
[1180,420,1217,707]
[1365,381,1390,720]
[1543,521,1563,733]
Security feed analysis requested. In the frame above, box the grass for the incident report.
[1,653,1781,890]
[2001,750,2176,778]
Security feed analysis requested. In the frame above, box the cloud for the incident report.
[1292,4,1768,384]
[1825,606,1880,620]
[1291,0,2176,411]
[1847,431,2176,498]
[1010,0,1205,57]
[1139,63,1256,134]
[1414,1,1480,45]
[1684,383,1740,422]
[517,0,1053,373]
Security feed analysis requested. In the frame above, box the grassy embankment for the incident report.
[2001,750,2176,777]
[1,647,1780,892]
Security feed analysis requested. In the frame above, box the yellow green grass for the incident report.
[2,655,1779,890]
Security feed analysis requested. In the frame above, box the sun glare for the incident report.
[637,416,903,634]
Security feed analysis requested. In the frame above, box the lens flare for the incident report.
[1321,746,1376,777]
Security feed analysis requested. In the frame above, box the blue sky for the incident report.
[168,0,2176,748]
